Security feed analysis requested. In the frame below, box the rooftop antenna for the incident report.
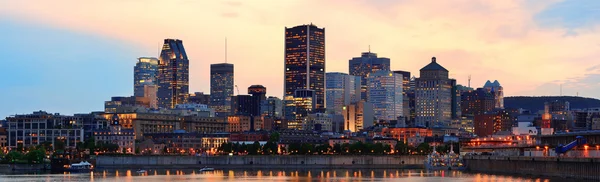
[368,45,371,53]
[225,37,228,63]
[560,84,563,96]
[235,85,239,95]
[468,75,471,88]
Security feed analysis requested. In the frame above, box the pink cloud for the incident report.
[2,0,600,98]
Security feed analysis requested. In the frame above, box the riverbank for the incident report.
[96,155,426,169]
[465,155,600,180]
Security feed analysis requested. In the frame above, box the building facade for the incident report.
[367,70,403,122]
[303,113,333,131]
[261,96,283,118]
[6,111,84,150]
[349,52,391,101]
[284,24,326,109]
[210,63,234,117]
[483,80,504,109]
[461,88,495,117]
[157,39,189,109]
[134,57,159,97]
[94,114,135,154]
[415,57,455,128]
[342,101,374,132]
[325,72,360,115]
[188,92,210,105]
[284,89,316,130]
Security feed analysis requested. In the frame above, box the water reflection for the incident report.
[0,169,589,182]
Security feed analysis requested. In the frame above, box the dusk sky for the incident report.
[1,0,599,117]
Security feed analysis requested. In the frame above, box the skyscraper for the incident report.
[210,63,234,117]
[157,39,189,109]
[134,57,159,97]
[284,24,325,109]
[415,57,455,128]
[367,70,403,122]
[349,52,390,101]
[343,100,374,132]
[483,80,504,109]
[325,72,360,115]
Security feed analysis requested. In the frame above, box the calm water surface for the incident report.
[0,169,587,182]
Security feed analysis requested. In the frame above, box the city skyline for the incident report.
[2,0,600,117]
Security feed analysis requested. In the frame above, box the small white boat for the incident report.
[199,167,214,172]
[136,169,147,173]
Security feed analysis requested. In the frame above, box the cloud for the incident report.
[535,0,600,29]
[1,0,600,116]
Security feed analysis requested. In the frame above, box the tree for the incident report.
[300,143,315,155]
[26,149,45,164]
[269,132,280,142]
[288,143,301,155]
[383,144,392,154]
[372,143,384,155]
[333,144,342,155]
[316,143,331,154]
[416,143,431,154]
[341,143,351,155]
[395,142,409,155]
[54,139,66,151]
[5,151,24,163]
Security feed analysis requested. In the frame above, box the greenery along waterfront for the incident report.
[217,133,458,155]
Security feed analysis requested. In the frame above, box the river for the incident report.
[0,169,589,182]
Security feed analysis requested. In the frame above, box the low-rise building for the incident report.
[379,127,432,144]
[93,114,135,153]
[6,111,84,150]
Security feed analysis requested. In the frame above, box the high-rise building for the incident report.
[483,80,504,109]
[188,92,210,105]
[284,89,316,130]
[134,57,159,97]
[349,52,391,100]
[210,63,234,117]
[461,88,495,117]
[325,72,360,115]
[415,57,455,128]
[248,85,267,101]
[394,70,412,125]
[261,96,283,118]
[342,100,374,132]
[157,39,189,109]
[284,24,326,109]
[142,85,158,109]
[367,70,403,122]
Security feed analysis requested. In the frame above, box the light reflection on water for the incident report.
[0,169,575,182]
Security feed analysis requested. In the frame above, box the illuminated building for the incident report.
[6,111,84,150]
[260,96,283,118]
[379,127,432,145]
[342,100,374,132]
[284,89,316,130]
[227,115,262,132]
[367,70,403,122]
[157,39,189,109]
[248,85,266,101]
[483,80,504,109]
[134,57,159,97]
[325,72,360,115]
[104,96,151,113]
[349,52,391,100]
[415,57,456,128]
[394,71,412,125]
[188,92,210,105]
[303,113,333,131]
[230,95,257,116]
[210,63,234,117]
[93,114,135,154]
[284,24,326,109]
[460,88,495,117]
[99,113,226,140]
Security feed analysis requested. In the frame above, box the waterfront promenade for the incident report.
[96,155,426,169]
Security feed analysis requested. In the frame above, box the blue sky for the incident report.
[1,0,600,118]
